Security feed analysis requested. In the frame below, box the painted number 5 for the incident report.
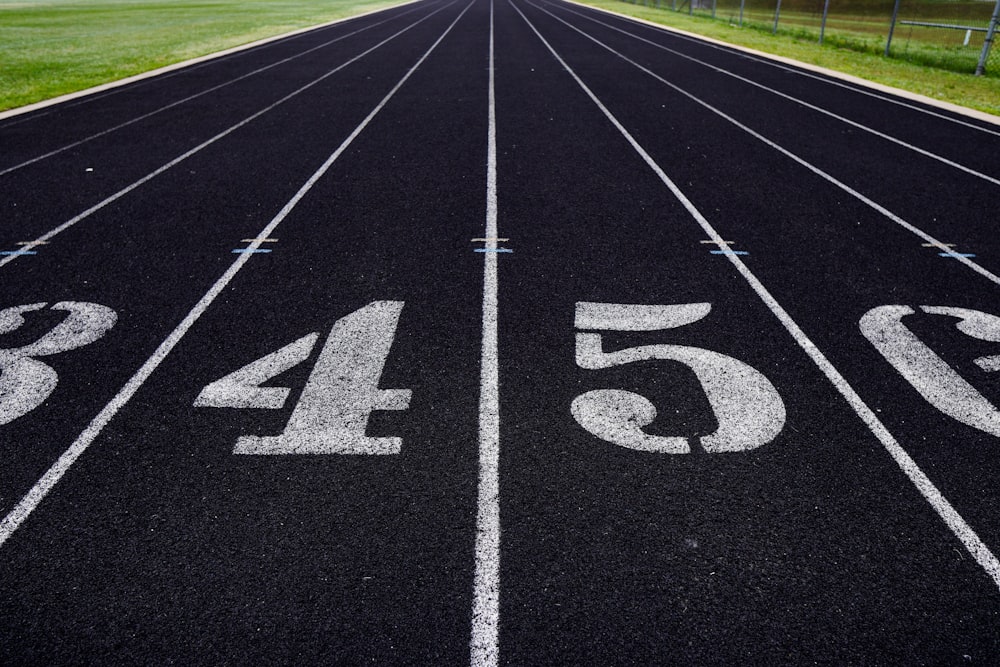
[571,302,786,453]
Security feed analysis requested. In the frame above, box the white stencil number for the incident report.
[571,302,786,453]
[195,301,411,455]
[861,305,1000,436]
[0,301,117,425]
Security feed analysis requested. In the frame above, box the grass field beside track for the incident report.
[575,0,1000,117]
[0,0,408,112]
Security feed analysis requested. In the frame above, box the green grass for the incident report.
[573,0,1000,117]
[0,0,409,112]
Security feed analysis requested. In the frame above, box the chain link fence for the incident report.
[622,0,1000,74]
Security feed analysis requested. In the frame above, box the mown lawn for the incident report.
[0,0,408,111]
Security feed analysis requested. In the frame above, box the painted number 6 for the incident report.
[571,302,786,453]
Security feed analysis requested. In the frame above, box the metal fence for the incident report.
[621,0,1000,74]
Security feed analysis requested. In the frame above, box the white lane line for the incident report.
[544,1,999,187]
[0,2,431,177]
[0,0,426,125]
[0,2,453,272]
[471,2,501,665]
[511,0,1000,591]
[0,0,474,549]
[527,2,1000,289]
[561,0,1000,136]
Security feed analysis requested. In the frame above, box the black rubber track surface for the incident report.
[1,0,999,663]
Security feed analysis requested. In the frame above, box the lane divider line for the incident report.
[700,239,733,244]
[0,0,429,125]
[922,243,956,248]
[513,0,1000,592]
[471,2,501,665]
[940,252,977,258]
[559,0,1000,136]
[0,250,36,256]
[475,248,513,253]
[16,241,49,246]
[539,2,1000,187]
[710,249,748,256]
[0,0,455,273]
[528,1,1000,289]
[232,248,273,254]
[472,237,509,242]
[241,238,279,243]
[0,0,475,550]
[0,2,434,178]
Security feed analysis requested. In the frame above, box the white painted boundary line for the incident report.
[512,0,1000,591]
[529,2,1000,289]
[471,5,501,665]
[0,0,423,122]
[561,0,1000,130]
[0,0,474,549]
[0,2,453,271]
[0,2,430,178]
[549,2,1000,184]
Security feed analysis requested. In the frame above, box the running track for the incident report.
[2,0,1000,662]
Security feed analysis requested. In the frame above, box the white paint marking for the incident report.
[0,1,454,272]
[16,241,49,246]
[558,0,1000,134]
[700,239,733,244]
[861,305,1000,438]
[575,300,710,331]
[527,2,1000,290]
[0,302,117,425]
[537,2,1000,187]
[0,0,474,548]
[240,238,279,243]
[194,332,320,409]
[234,302,410,455]
[471,1,500,664]
[573,303,785,453]
[513,0,1000,589]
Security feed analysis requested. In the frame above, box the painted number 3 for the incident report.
[0,302,117,425]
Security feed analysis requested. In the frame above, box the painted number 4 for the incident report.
[195,301,411,455]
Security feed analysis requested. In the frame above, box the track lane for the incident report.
[1,0,999,662]
[0,1,428,141]
[0,1,455,264]
[0,1,433,178]
[511,0,1000,553]
[491,0,1000,662]
[553,1,1000,167]
[522,1,1000,281]
[0,2,487,662]
[0,0,469,537]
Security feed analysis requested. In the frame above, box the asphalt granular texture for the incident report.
[1,0,999,663]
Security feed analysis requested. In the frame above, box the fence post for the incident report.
[819,0,831,43]
[976,0,1000,75]
[885,0,901,56]
[739,0,745,25]
[773,0,783,33]
[712,0,717,18]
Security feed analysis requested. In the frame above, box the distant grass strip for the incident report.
[0,0,410,112]
[572,0,1000,117]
